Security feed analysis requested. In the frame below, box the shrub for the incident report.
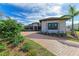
[17,34,25,42]
[12,39,20,47]
[21,43,31,52]
[12,35,25,46]
[0,43,6,51]
[0,18,24,41]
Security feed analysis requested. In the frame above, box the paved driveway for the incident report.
[22,31,79,56]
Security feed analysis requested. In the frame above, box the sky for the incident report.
[0,3,79,25]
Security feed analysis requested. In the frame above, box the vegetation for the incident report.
[22,38,55,56]
[68,37,79,42]
[0,17,54,56]
[11,34,25,47]
[0,18,23,41]
[61,5,79,36]
[0,43,6,50]
[0,38,55,56]
[67,31,79,42]
[21,43,31,52]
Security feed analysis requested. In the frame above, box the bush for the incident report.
[21,43,31,52]
[12,35,25,46]
[0,18,24,41]
[0,43,6,51]
[12,39,20,47]
[17,35,25,42]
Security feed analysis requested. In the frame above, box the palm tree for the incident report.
[61,5,79,35]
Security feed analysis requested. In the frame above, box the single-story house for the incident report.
[40,17,69,34]
[67,23,79,31]
[25,22,41,31]
[31,22,41,31]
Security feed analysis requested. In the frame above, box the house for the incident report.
[25,22,41,31]
[24,24,33,31]
[31,22,41,31]
[67,23,79,31]
[40,17,69,34]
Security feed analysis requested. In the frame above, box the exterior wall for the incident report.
[26,23,41,31]
[41,20,66,33]
[28,23,41,31]
[66,26,71,32]
[32,23,39,26]
[59,20,66,33]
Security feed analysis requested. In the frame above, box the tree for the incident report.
[0,17,23,41]
[61,5,79,35]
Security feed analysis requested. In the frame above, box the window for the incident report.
[48,23,58,30]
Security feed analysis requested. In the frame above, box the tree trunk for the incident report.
[71,17,79,39]
[71,16,74,35]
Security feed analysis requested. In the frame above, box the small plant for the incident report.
[12,35,25,47]
[0,43,6,51]
[12,39,20,47]
[21,43,31,52]
[17,35,25,42]
[27,50,37,56]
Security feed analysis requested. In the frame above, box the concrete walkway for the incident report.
[22,32,79,56]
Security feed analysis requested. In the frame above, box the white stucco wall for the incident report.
[32,23,38,26]
[41,20,66,33]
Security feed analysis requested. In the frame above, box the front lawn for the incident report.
[67,37,79,43]
[76,31,79,36]
[67,31,79,43]
[0,37,55,56]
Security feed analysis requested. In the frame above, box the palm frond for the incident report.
[61,15,71,18]
[68,5,76,15]
[74,11,79,16]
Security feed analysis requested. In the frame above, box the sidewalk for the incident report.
[22,32,79,56]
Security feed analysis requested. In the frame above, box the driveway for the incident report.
[22,31,79,56]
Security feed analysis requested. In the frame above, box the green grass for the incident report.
[24,38,55,56]
[67,37,79,42]
[67,31,79,43]
[76,31,79,35]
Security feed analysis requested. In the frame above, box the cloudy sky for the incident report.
[0,3,79,25]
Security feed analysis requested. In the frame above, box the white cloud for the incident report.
[12,3,62,16]
[52,5,61,14]
[11,3,63,25]
[66,20,79,26]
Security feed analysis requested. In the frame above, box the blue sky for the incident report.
[0,3,79,25]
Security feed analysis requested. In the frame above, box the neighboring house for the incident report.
[67,23,79,31]
[66,26,71,32]
[40,17,69,34]
[25,22,41,31]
